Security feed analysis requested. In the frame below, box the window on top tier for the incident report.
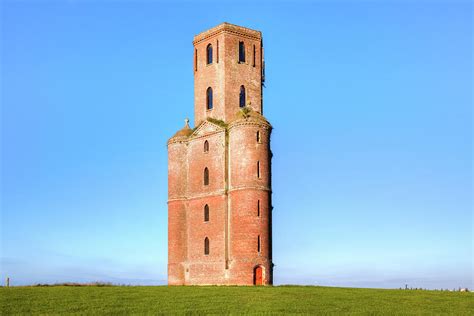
[206,87,213,110]
[206,44,213,64]
[239,41,245,63]
[253,44,256,67]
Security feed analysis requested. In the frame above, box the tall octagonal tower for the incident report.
[168,23,272,285]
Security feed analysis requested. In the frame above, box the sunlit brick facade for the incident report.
[168,23,272,285]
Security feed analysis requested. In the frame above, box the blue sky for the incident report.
[1,0,472,289]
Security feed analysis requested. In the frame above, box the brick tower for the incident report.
[167,23,272,285]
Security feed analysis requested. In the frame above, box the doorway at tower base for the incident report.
[254,265,264,285]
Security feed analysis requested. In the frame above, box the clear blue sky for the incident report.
[1,0,472,289]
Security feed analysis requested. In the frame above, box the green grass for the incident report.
[1,286,472,315]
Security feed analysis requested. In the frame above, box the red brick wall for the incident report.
[167,200,186,285]
[168,23,272,286]
[223,34,262,120]
[228,122,272,285]
[187,131,226,196]
[193,32,226,126]
[193,23,263,126]
[168,141,187,285]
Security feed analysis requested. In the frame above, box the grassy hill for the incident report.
[1,285,472,315]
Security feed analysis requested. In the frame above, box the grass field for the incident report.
[1,285,472,315]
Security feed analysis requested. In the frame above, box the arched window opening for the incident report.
[204,204,209,222]
[239,85,246,108]
[239,41,245,63]
[253,44,256,67]
[204,140,209,152]
[204,237,210,255]
[206,87,213,110]
[194,49,198,71]
[204,167,209,186]
[257,161,260,179]
[257,200,260,217]
[206,44,213,64]
[257,235,261,253]
[256,131,260,143]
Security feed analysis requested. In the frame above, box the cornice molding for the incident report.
[168,189,227,203]
[167,137,188,146]
[193,22,261,45]
[228,185,271,193]
[228,119,272,131]
[168,185,271,202]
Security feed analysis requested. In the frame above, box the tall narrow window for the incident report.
[204,167,209,186]
[206,44,213,64]
[204,204,209,222]
[257,161,260,179]
[204,140,209,152]
[256,131,260,143]
[206,87,213,110]
[257,235,261,253]
[257,200,260,217]
[204,237,209,255]
[239,41,245,63]
[217,40,219,63]
[194,49,198,71]
[239,85,246,108]
[253,44,256,67]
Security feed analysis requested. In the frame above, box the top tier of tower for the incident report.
[193,22,264,126]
